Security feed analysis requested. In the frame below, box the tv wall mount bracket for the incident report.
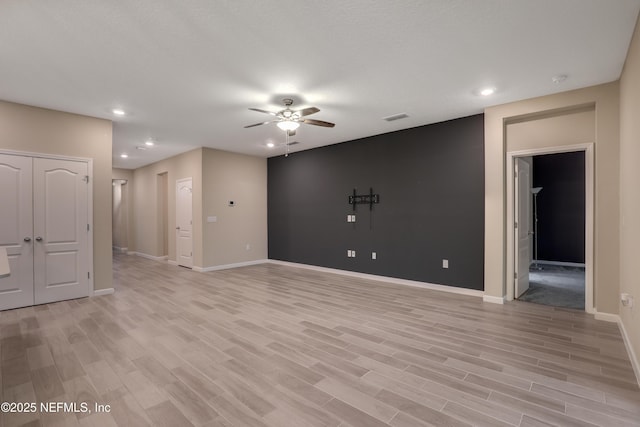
[348,188,380,211]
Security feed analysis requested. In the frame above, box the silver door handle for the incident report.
[35,237,43,242]
[24,237,31,242]
[176,227,180,230]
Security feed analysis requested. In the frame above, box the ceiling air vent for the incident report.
[383,113,409,122]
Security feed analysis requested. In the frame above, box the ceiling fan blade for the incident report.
[302,118,335,128]
[244,121,273,128]
[296,107,320,117]
[248,108,277,116]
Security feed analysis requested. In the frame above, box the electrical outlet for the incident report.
[347,250,352,257]
[352,250,356,258]
[621,293,634,308]
[351,214,356,223]
[442,259,449,269]
[372,252,377,260]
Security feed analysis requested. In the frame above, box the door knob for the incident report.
[35,237,43,242]
[176,227,180,230]
[24,237,31,242]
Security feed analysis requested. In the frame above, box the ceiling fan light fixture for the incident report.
[277,120,300,131]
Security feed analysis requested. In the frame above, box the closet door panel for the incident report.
[0,154,34,310]
[33,158,89,305]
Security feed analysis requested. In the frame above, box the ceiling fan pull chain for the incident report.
[285,130,290,157]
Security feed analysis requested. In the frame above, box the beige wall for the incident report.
[202,148,268,267]
[129,147,267,269]
[506,108,595,151]
[619,17,640,376]
[132,148,203,265]
[0,100,113,291]
[484,82,620,313]
[112,168,134,251]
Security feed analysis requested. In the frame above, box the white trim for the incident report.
[593,312,640,387]
[131,251,168,262]
[93,288,115,297]
[535,260,585,268]
[619,317,640,387]
[594,311,620,323]
[112,246,128,253]
[0,149,93,163]
[505,143,594,314]
[194,259,269,272]
[268,260,484,297]
[483,295,505,304]
[86,158,94,298]
[167,259,178,266]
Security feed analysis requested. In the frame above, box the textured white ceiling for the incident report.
[1,0,639,168]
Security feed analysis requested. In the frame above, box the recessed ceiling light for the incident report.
[145,140,154,146]
[267,142,275,148]
[112,109,126,116]
[120,153,128,158]
[480,87,495,96]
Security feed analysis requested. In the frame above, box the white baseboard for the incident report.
[535,260,586,268]
[93,288,114,297]
[194,259,269,273]
[483,295,505,304]
[112,246,128,253]
[131,252,168,262]
[167,260,178,266]
[268,260,484,298]
[594,311,619,323]
[593,311,640,387]
[619,317,640,387]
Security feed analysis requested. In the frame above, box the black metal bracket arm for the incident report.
[348,188,380,211]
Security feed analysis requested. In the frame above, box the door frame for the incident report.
[505,143,594,313]
[0,149,94,296]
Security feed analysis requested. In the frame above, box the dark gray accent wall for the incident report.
[268,114,485,290]
[532,151,585,264]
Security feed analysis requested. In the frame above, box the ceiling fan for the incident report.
[244,98,335,135]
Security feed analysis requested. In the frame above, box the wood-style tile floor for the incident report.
[1,253,639,427]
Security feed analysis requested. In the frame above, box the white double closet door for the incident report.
[0,153,90,311]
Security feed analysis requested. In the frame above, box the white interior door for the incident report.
[33,158,89,304]
[176,178,193,268]
[0,154,34,310]
[515,157,532,298]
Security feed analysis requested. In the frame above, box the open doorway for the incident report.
[157,172,169,257]
[506,144,594,312]
[112,179,129,253]
[518,152,586,309]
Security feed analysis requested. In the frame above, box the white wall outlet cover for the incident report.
[372,252,377,260]
[352,250,356,257]
[347,250,352,257]
[443,259,449,268]
[347,215,351,222]
[352,215,356,222]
